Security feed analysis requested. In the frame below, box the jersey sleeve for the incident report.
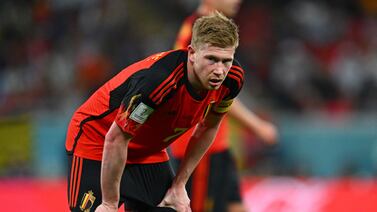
[115,52,185,136]
[114,73,156,136]
[211,60,245,114]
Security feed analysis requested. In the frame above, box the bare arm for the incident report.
[158,111,225,211]
[175,111,223,185]
[229,99,278,144]
[95,122,131,212]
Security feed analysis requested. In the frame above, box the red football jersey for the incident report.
[66,49,244,164]
[171,13,233,158]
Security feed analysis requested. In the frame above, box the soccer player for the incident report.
[170,0,278,211]
[65,12,243,212]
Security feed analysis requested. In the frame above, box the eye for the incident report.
[207,56,218,64]
[223,60,233,66]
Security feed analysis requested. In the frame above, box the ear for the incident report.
[187,45,196,63]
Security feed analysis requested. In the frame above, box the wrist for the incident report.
[172,178,186,189]
[101,201,118,209]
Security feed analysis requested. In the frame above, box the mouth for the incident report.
[209,79,223,87]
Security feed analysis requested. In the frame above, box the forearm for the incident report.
[160,121,219,211]
[158,113,223,210]
[101,123,130,205]
[174,115,222,186]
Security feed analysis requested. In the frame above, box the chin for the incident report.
[208,85,220,90]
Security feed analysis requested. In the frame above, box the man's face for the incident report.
[188,44,235,91]
[212,0,242,17]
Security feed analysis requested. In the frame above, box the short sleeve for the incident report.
[115,75,156,136]
[114,51,186,136]
[211,99,234,114]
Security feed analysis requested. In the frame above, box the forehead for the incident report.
[198,44,236,58]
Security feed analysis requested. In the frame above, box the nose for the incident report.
[213,62,226,75]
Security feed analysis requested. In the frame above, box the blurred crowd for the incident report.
[237,0,377,115]
[1,0,376,117]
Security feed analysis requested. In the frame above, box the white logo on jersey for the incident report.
[129,102,154,124]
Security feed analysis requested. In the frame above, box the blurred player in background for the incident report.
[66,12,243,212]
[170,0,278,211]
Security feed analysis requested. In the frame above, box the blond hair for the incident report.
[191,11,239,49]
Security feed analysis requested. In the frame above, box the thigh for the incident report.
[120,161,175,211]
[67,154,102,212]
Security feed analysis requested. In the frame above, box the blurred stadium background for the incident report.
[0,0,377,211]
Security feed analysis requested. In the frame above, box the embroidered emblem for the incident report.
[79,190,96,212]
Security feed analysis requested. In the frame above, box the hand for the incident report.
[255,120,278,145]
[95,202,118,212]
[158,185,191,212]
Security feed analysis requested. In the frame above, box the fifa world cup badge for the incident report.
[79,190,96,212]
